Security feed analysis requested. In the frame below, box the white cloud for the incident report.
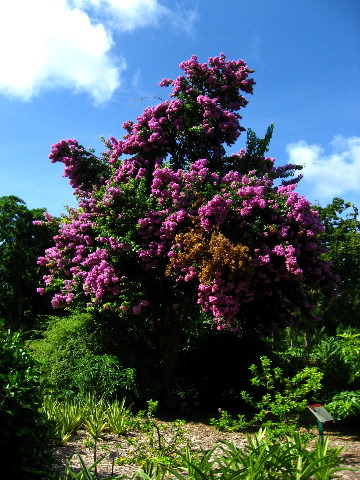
[0,0,123,103]
[0,0,196,103]
[72,0,197,33]
[286,136,360,204]
[72,0,170,31]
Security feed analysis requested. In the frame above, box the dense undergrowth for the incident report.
[2,318,360,479]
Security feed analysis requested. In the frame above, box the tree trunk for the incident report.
[153,305,183,410]
[303,326,312,350]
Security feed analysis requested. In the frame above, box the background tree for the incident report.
[0,196,57,331]
[37,54,337,406]
[315,197,360,331]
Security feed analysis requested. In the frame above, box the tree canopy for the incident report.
[0,195,56,330]
[37,54,337,403]
[316,197,360,330]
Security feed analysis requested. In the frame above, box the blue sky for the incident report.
[0,0,359,216]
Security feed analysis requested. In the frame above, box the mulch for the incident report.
[50,417,360,479]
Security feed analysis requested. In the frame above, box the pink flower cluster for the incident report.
[37,210,121,307]
[197,277,253,330]
[49,139,107,196]
[198,194,232,232]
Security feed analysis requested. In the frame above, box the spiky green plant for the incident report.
[82,394,108,476]
[29,453,126,479]
[106,398,132,435]
[216,428,351,480]
[41,395,86,444]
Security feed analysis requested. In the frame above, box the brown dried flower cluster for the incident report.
[166,227,253,284]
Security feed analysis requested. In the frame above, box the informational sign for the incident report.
[307,404,334,423]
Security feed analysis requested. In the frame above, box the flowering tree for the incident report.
[37,54,337,404]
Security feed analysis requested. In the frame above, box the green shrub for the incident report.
[210,408,248,432]
[335,332,360,384]
[325,390,360,420]
[210,356,323,438]
[309,333,360,396]
[270,328,360,404]
[0,320,53,478]
[29,313,97,396]
[72,354,137,399]
[241,356,323,427]
[29,314,138,401]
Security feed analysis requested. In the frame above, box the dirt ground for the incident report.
[51,418,360,479]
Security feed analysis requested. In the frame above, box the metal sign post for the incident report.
[307,404,334,442]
